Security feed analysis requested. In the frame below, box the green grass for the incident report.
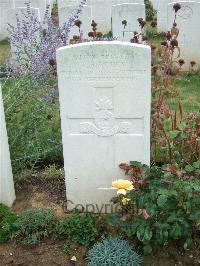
[168,74,200,112]
[0,39,10,64]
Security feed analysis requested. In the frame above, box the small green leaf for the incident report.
[169,130,179,139]
[185,165,195,173]
[143,244,152,255]
[157,195,168,207]
[193,161,200,169]
[130,161,143,167]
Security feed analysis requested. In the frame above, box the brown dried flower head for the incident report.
[151,21,157,28]
[142,35,148,41]
[151,44,156,51]
[122,20,127,26]
[170,39,178,48]
[49,59,56,66]
[151,65,158,75]
[88,31,94,38]
[166,31,172,41]
[91,20,97,28]
[190,60,196,67]
[74,19,82,28]
[161,41,168,46]
[96,32,103,38]
[173,3,181,13]
[138,18,146,28]
[178,59,185,66]
[73,35,80,40]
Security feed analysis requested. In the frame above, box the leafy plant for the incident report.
[13,208,55,245]
[57,213,103,246]
[42,164,64,181]
[144,0,154,21]
[0,204,17,243]
[109,163,200,254]
[2,76,62,173]
[87,235,141,266]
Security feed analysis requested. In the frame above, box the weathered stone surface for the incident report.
[14,0,49,20]
[167,1,200,70]
[0,0,15,40]
[56,42,151,212]
[157,0,199,32]
[112,3,145,41]
[0,86,15,207]
[58,5,91,40]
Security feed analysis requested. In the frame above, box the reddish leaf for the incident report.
[178,101,183,121]
[173,111,177,130]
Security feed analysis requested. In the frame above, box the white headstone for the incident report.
[150,0,159,10]
[112,0,144,4]
[0,0,15,40]
[90,0,112,33]
[57,41,151,213]
[157,0,198,32]
[58,5,91,40]
[167,1,200,70]
[14,0,49,20]
[0,85,16,207]
[112,3,145,41]
[0,0,15,8]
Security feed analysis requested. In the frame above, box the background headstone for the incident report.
[112,3,145,41]
[14,0,49,20]
[56,41,151,212]
[0,85,16,207]
[167,1,200,70]
[0,0,15,40]
[90,0,112,33]
[157,0,199,32]
[112,0,144,4]
[58,5,91,40]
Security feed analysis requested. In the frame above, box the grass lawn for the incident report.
[168,74,200,112]
[0,39,10,65]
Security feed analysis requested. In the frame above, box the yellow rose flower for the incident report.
[122,197,130,205]
[112,179,134,195]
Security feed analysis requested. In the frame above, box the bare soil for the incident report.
[0,174,199,266]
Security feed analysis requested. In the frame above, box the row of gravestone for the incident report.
[0,0,56,40]
[58,0,200,69]
[0,41,151,213]
[58,0,145,38]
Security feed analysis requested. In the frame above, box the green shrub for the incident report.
[13,208,55,245]
[87,236,141,266]
[2,76,62,173]
[0,204,17,243]
[144,0,154,21]
[109,163,200,254]
[57,213,103,246]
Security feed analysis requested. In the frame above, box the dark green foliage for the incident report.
[144,0,154,21]
[0,204,17,243]
[57,213,103,246]
[13,208,55,245]
[109,164,200,254]
[87,236,141,266]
